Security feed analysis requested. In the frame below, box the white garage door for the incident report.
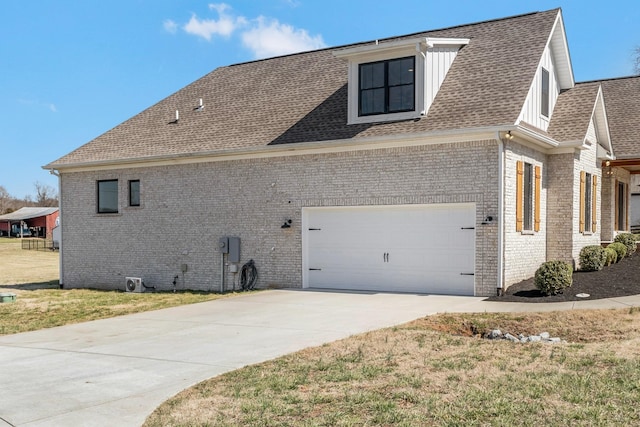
[302,203,475,295]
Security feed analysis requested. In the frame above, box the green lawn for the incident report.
[144,309,640,426]
[0,237,243,335]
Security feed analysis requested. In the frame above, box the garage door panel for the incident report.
[303,203,476,295]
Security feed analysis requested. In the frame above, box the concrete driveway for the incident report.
[0,290,486,427]
[3,290,639,426]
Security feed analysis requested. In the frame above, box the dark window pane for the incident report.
[360,88,385,115]
[358,56,415,117]
[541,68,550,117]
[360,62,384,90]
[389,85,414,112]
[585,173,592,231]
[524,163,533,230]
[98,180,118,214]
[129,180,140,207]
[618,182,626,230]
[388,57,414,86]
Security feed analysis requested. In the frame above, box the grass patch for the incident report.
[0,237,242,335]
[0,237,59,286]
[0,288,235,335]
[144,309,640,426]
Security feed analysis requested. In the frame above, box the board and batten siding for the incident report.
[424,47,459,114]
[517,45,561,131]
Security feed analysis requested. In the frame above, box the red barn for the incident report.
[0,207,59,238]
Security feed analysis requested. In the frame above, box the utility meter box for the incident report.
[228,237,241,263]
[218,237,229,254]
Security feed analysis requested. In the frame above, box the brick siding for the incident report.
[60,140,502,296]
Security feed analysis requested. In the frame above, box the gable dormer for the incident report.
[333,37,469,125]
[517,9,574,131]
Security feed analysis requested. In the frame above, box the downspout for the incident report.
[495,132,505,296]
[49,169,63,287]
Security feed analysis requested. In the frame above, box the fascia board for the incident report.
[44,126,506,174]
[547,10,575,89]
[593,86,614,157]
[333,38,426,57]
[333,37,469,58]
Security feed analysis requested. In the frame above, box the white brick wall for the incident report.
[60,140,502,296]
[546,153,574,262]
[571,140,601,265]
[503,142,548,287]
[547,119,604,269]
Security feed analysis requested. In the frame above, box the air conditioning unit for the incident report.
[125,277,144,293]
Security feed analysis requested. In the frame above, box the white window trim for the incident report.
[334,37,469,125]
[346,47,424,125]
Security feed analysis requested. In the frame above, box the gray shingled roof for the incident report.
[0,207,59,221]
[600,76,640,159]
[547,82,601,143]
[46,9,560,168]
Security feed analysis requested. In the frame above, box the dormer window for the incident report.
[334,37,469,125]
[359,57,415,116]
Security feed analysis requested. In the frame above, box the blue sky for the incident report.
[2,1,638,199]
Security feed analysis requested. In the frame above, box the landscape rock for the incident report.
[504,333,519,342]
[487,329,503,339]
[482,330,564,344]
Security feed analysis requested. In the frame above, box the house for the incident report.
[0,207,59,238]
[595,77,640,233]
[43,9,638,297]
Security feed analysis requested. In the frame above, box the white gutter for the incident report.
[44,125,544,173]
[49,169,63,287]
[495,132,505,295]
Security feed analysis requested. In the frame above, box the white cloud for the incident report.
[163,19,178,34]
[183,3,246,41]
[208,3,230,14]
[169,4,325,59]
[17,98,58,113]
[241,17,326,59]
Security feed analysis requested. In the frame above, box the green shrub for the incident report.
[604,247,618,266]
[579,245,607,271]
[634,233,640,242]
[614,233,637,256]
[534,261,573,296]
[608,242,627,261]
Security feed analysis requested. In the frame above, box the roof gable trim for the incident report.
[333,37,469,58]
[546,10,574,89]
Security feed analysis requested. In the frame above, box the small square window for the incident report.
[97,180,118,214]
[129,180,140,207]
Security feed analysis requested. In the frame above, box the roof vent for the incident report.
[169,110,179,124]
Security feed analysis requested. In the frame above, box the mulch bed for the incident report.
[485,253,640,303]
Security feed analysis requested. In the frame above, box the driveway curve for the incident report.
[1,289,639,426]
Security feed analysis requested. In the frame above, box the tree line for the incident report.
[0,183,58,214]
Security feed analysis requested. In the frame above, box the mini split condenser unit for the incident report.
[125,277,144,293]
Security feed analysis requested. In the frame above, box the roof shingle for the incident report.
[599,76,640,159]
[46,9,561,168]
